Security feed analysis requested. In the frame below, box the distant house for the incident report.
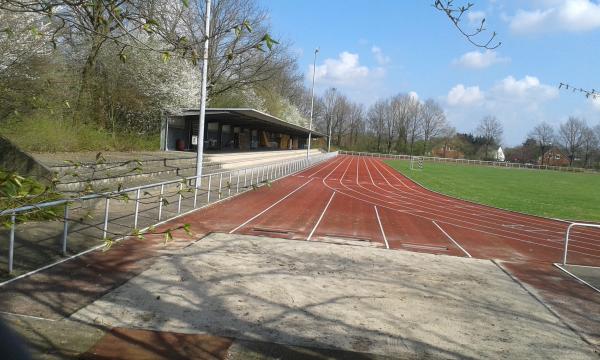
[540,148,570,166]
[432,145,464,159]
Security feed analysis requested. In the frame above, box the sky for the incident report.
[259,0,600,145]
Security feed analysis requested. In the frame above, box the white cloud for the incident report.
[311,52,374,86]
[371,46,391,65]
[447,84,485,106]
[492,75,559,101]
[509,0,600,33]
[408,91,419,101]
[453,50,510,69]
[443,75,561,145]
[468,10,486,24]
[591,97,600,111]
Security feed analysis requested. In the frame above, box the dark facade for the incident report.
[161,108,322,152]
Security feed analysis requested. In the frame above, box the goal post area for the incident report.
[409,156,424,171]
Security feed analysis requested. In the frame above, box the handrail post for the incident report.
[207,174,212,203]
[102,197,110,240]
[8,213,15,274]
[563,224,574,265]
[228,171,232,197]
[158,185,164,221]
[177,182,183,214]
[62,204,69,256]
[218,172,223,199]
[134,188,141,229]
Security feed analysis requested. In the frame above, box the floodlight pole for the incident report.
[307,48,319,159]
[195,0,212,181]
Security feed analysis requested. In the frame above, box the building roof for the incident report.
[168,108,325,137]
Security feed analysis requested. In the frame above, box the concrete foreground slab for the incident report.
[71,233,596,359]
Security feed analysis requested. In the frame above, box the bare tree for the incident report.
[528,122,555,165]
[558,117,586,166]
[405,98,423,156]
[420,99,447,155]
[476,115,503,159]
[439,126,457,158]
[581,126,598,168]
[367,100,387,152]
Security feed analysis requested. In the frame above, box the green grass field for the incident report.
[385,160,600,222]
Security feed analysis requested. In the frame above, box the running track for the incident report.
[224,154,600,267]
[186,154,598,344]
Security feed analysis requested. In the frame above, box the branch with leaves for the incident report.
[433,0,501,49]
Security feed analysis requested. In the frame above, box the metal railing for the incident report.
[338,150,599,174]
[562,223,600,265]
[1,151,338,275]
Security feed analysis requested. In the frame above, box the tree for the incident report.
[581,126,598,168]
[420,99,447,155]
[0,10,51,77]
[528,122,555,165]
[558,117,586,166]
[405,97,422,156]
[476,115,503,160]
[367,100,387,152]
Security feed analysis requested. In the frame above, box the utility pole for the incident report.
[195,0,212,181]
[307,48,319,158]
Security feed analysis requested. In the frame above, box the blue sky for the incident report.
[259,0,600,145]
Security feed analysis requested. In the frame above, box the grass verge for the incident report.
[0,116,159,152]
[385,159,600,222]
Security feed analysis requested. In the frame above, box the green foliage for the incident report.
[386,160,600,222]
[0,169,62,223]
[0,115,159,152]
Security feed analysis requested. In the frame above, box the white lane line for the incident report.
[229,178,314,234]
[432,220,472,258]
[374,206,390,249]
[307,191,336,241]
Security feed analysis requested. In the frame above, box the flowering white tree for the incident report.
[0,10,51,76]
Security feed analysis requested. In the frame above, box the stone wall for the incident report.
[0,135,52,182]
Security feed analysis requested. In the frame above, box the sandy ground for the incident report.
[71,233,597,359]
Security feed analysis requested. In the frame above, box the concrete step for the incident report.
[53,149,324,193]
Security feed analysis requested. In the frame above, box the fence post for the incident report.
[8,213,15,274]
[236,171,240,193]
[62,204,69,256]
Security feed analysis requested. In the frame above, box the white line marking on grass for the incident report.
[432,220,472,258]
[374,206,390,249]
[307,191,336,241]
[229,178,314,234]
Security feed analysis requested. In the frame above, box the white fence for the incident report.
[338,150,599,173]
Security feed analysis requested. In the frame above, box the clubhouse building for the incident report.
[161,108,323,152]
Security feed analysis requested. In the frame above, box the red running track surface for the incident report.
[176,154,600,345]
[227,155,600,267]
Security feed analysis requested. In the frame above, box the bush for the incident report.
[0,113,159,152]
